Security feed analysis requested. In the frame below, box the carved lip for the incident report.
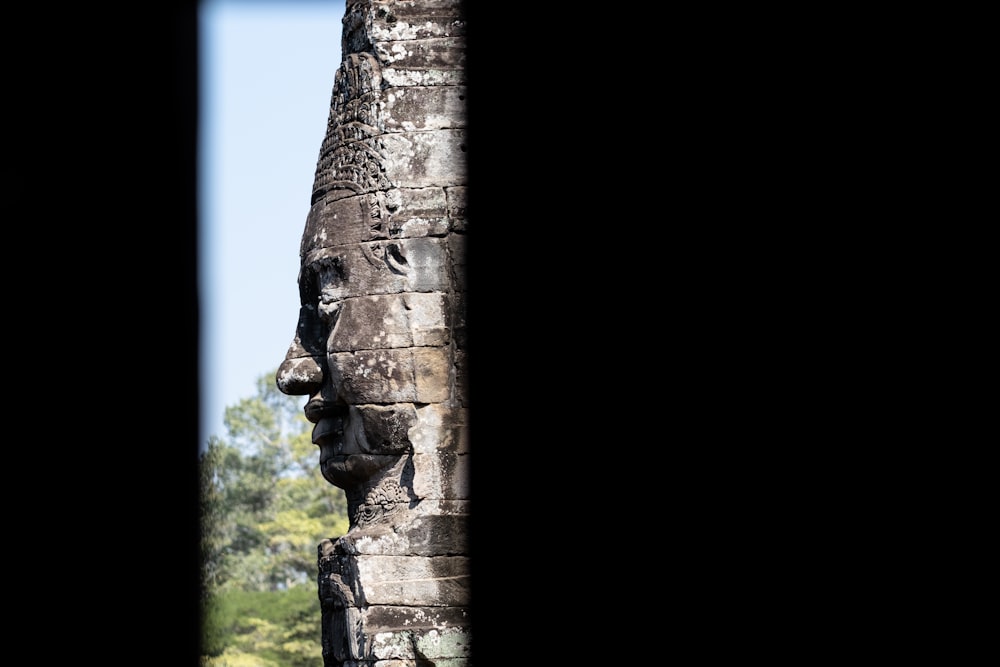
[312,416,344,445]
[321,453,398,483]
[305,399,345,424]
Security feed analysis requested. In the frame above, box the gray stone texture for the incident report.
[276,1,468,665]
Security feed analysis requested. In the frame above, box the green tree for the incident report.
[200,371,349,665]
[202,587,322,667]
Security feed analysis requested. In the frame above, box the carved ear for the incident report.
[361,242,410,276]
[383,243,409,275]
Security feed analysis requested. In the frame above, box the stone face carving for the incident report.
[276,1,468,665]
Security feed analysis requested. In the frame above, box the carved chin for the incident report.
[321,454,399,487]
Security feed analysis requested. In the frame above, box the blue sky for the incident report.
[198,0,346,446]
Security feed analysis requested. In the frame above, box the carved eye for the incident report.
[317,258,345,287]
[310,262,344,329]
[318,299,341,328]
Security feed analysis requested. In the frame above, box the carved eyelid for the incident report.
[301,258,344,296]
[309,261,345,331]
[318,300,342,326]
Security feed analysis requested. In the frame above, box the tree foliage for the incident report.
[201,587,322,667]
[200,371,349,665]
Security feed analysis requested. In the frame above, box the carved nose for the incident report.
[276,352,324,395]
[276,304,327,395]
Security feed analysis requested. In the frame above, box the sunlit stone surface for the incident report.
[276,2,468,665]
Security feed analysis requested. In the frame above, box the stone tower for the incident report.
[276,1,469,665]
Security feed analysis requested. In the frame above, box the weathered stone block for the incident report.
[445,185,466,231]
[353,514,468,556]
[412,347,451,403]
[411,450,469,501]
[454,349,468,407]
[396,513,468,555]
[383,130,467,188]
[453,417,469,453]
[408,405,467,456]
[328,292,449,352]
[300,195,371,252]
[412,403,468,428]
[368,0,466,43]
[384,86,466,132]
[331,295,417,351]
[447,232,466,291]
[330,349,414,403]
[375,37,465,74]
[356,555,469,606]
[383,65,466,87]
[405,292,451,347]
[391,187,450,237]
[365,605,469,633]
[409,420,466,457]
[374,660,468,667]
[329,346,450,404]
[370,627,470,661]
[375,0,465,14]
[355,404,417,455]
